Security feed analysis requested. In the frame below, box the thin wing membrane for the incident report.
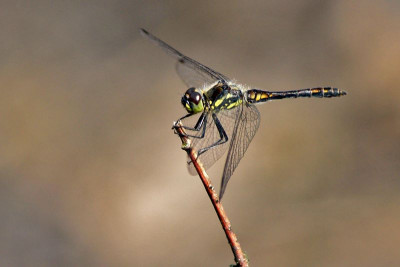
[219,103,261,199]
[140,28,229,88]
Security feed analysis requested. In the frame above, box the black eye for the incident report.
[186,87,201,104]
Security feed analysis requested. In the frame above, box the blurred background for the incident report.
[1,0,399,266]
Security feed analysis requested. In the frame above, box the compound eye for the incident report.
[185,87,202,104]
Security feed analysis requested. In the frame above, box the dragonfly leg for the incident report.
[197,113,228,156]
[177,112,207,139]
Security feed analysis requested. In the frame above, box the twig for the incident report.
[173,121,249,267]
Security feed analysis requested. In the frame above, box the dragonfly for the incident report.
[140,29,346,200]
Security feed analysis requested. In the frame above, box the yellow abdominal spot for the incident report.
[311,89,320,94]
[249,91,256,99]
[260,93,268,99]
[255,93,261,101]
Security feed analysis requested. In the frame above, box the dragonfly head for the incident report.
[181,87,205,114]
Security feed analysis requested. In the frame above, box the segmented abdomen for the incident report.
[247,87,346,104]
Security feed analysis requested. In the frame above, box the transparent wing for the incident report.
[175,60,225,89]
[140,28,229,88]
[186,108,240,175]
[219,103,261,199]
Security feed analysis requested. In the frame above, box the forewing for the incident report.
[140,29,229,88]
[219,103,260,199]
[175,60,226,89]
[187,108,240,175]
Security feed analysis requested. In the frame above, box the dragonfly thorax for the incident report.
[181,87,205,114]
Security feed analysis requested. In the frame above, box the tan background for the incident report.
[1,0,400,266]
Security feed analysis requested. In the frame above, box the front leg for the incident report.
[175,112,207,139]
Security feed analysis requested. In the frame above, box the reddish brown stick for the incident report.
[173,122,249,267]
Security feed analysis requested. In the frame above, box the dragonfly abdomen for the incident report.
[246,87,346,104]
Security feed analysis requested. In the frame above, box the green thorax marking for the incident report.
[204,84,243,111]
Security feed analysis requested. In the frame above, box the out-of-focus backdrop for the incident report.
[1,1,399,266]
